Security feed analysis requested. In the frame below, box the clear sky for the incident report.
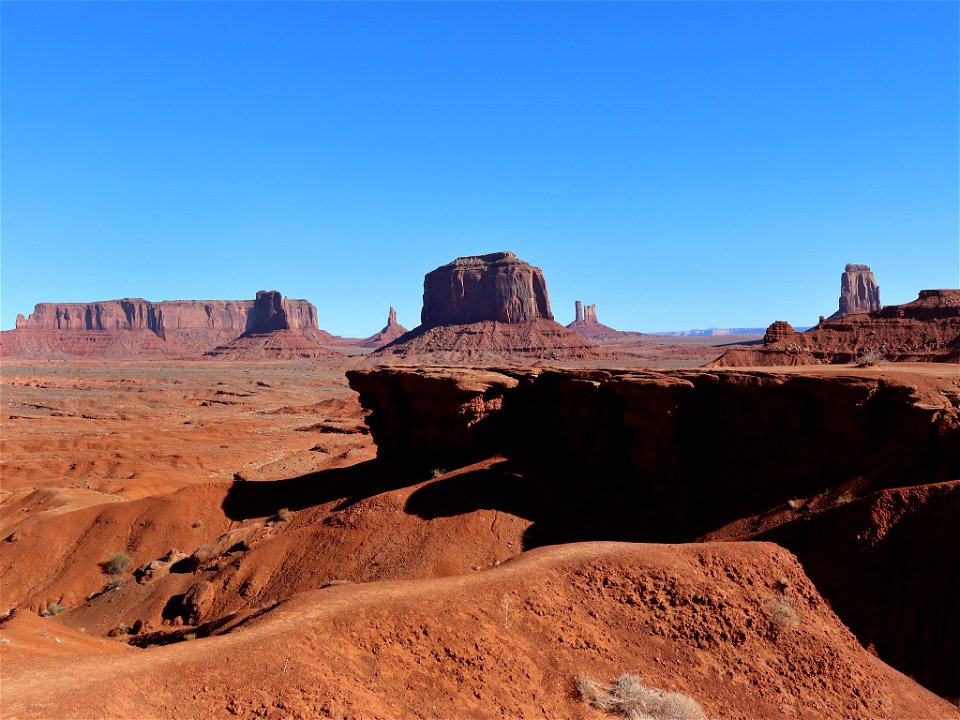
[2,1,957,335]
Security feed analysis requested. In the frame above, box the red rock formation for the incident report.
[758,480,960,700]
[375,320,607,363]
[347,365,960,697]
[377,252,607,362]
[762,321,799,344]
[359,307,409,349]
[829,263,881,320]
[710,289,960,366]
[2,293,333,358]
[202,330,338,360]
[203,290,337,359]
[567,300,622,340]
[421,252,553,327]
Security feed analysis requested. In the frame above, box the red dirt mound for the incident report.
[3,542,955,720]
[374,319,610,363]
[203,330,342,360]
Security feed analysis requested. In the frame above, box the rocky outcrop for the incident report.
[829,264,881,320]
[359,307,409,348]
[347,365,960,697]
[243,290,319,334]
[376,252,607,362]
[421,252,553,327]
[348,367,959,505]
[762,321,799,345]
[710,290,960,366]
[758,480,960,700]
[567,300,621,340]
[2,293,333,358]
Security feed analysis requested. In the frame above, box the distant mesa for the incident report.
[709,289,960,366]
[655,327,768,337]
[828,263,881,320]
[359,307,409,349]
[1,291,339,360]
[566,300,621,340]
[203,291,337,359]
[376,252,607,361]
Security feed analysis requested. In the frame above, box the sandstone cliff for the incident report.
[346,365,960,698]
[377,252,607,362]
[828,263,881,320]
[710,289,960,366]
[421,252,553,327]
[3,293,332,358]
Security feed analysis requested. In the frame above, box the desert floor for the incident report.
[1,357,957,719]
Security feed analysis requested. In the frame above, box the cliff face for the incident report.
[829,263,881,320]
[4,294,325,358]
[244,290,319,334]
[377,252,606,362]
[15,296,320,335]
[346,365,960,698]
[711,289,960,366]
[421,252,553,328]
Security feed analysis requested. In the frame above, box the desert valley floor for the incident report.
[1,355,958,719]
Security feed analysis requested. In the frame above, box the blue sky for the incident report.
[2,1,957,335]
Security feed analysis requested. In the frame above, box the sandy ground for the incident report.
[1,357,957,719]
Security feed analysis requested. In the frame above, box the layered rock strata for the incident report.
[829,263,881,320]
[2,292,332,358]
[347,365,960,698]
[378,252,607,361]
[710,289,960,366]
[420,252,553,327]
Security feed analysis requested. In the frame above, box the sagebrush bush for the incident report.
[764,595,800,629]
[577,674,707,720]
[41,602,65,617]
[855,350,886,367]
[275,508,292,522]
[104,552,132,576]
[103,576,124,592]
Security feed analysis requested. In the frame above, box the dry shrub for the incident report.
[764,595,800,629]
[577,674,707,720]
[41,602,65,617]
[855,350,886,367]
[104,552,131,576]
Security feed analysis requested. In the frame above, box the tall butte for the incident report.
[203,290,337,359]
[829,264,881,319]
[376,251,605,361]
